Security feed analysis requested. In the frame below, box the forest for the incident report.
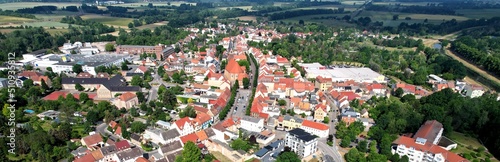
[451,36,500,76]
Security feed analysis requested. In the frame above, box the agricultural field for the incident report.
[354,11,471,27]
[0,28,69,35]
[372,2,435,6]
[0,2,81,10]
[81,14,134,27]
[215,6,254,11]
[136,21,168,30]
[110,1,195,8]
[456,9,500,19]
[235,16,257,22]
[279,14,356,27]
[0,15,35,24]
[34,11,79,21]
[22,21,73,28]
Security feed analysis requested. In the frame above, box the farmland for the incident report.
[110,1,195,8]
[456,9,500,19]
[353,11,470,26]
[0,15,35,24]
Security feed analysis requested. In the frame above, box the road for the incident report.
[96,123,122,142]
[318,138,343,162]
[231,89,251,118]
[147,69,188,103]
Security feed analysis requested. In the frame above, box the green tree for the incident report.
[278,99,287,106]
[128,22,134,28]
[131,75,142,86]
[130,121,147,133]
[176,141,201,162]
[242,77,250,89]
[323,116,330,124]
[357,140,368,153]
[369,140,378,153]
[158,66,165,76]
[72,64,83,74]
[230,138,252,151]
[75,83,84,91]
[121,123,130,139]
[179,106,197,118]
[130,107,139,117]
[276,151,301,162]
[40,79,49,91]
[2,104,10,117]
[340,136,351,148]
[52,76,62,90]
[121,62,128,71]
[400,155,409,162]
[163,73,171,82]
[79,93,89,102]
[394,88,404,98]
[23,79,34,89]
[345,148,365,162]
[105,43,115,51]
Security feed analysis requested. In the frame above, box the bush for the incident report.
[327,141,333,146]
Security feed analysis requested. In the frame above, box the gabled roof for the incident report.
[413,120,443,143]
[195,112,211,124]
[116,147,142,161]
[119,92,137,101]
[302,120,329,131]
[137,66,148,73]
[82,133,103,146]
[160,140,183,155]
[100,145,117,156]
[180,133,199,144]
[161,128,180,141]
[174,117,194,130]
[115,140,131,151]
[196,130,208,141]
[393,136,468,162]
[90,150,104,160]
[225,58,244,74]
[74,153,95,162]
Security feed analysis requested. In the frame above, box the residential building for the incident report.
[314,104,328,121]
[240,116,264,132]
[81,133,104,149]
[97,84,141,99]
[391,120,466,162]
[278,115,303,130]
[116,44,174,60]
[171,117,197,136]
[112,92,139,109]
[0,78,8,88]
[464,85,484,98]
[285,128,318,158]
[300,120,329,138]
[114,147,142,162]
[315,76,332,92]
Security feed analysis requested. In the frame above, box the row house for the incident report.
[394,83,432,98]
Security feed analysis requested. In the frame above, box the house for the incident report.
[315,76,332,92]
[112,92,139,109]
[62,74,127,91]
[134,66,148,74]
[144,128,180,145]
[171,117,197,136]
[90,149,104,161]
[156,120,171,129]
[114,147,143,162]
[159,140,183,156]
[115,140,131,151]
[130,133,142,146]
[76,72,93,78]
[300,120,329,138]
[194,112,213,130]
[18,71,51,86]
[360,108,369,118]
[279,115,303,130]
[314,104,328,121]
[74,153,95,162]
[37,110,60,120]
[97,84,141,99]
[81,133,104,149]
[285,128,318,158]
[464,84,484,98]
[240,116,264,132]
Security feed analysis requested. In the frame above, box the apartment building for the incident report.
[284,128,318,158]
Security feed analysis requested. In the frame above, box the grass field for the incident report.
[111,1,194,8]
[34,11,79,21]
[0,2,81,10]
[81,14,133,27]
[355,11,470,27]
[136,21,168,30]
[236,16,257,22]
[456,9,500,19]
[278,13,355,27]
[448,132,499,162]
[0,15,35,24]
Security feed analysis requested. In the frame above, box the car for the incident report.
[235,107,238,110]
[331,120,334,122]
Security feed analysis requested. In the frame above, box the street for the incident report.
[230,89,251,118]
[95,123,122,143]
[318,138,343,162]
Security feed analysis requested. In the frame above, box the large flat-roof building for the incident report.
[300,65,386,83]
[31,54,131,75]
[284,128,318,158]
[116,44,174,60]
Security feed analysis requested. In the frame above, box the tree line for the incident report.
[451,36,500,76]
[16,5,58,14]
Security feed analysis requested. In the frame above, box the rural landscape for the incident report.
[0,0,500,162]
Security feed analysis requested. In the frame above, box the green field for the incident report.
[136,21,168,30]
[81,14,134,27]
[280,13,356,27]
[111,1,195,8]
[372,2,436,6]
[354,11,470,27]
[0,2,81,10]
[0,15,35,24]
[457,9,500,19]
[448,132,499,162]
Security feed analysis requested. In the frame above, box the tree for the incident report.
[345,148,365,162]
[276,151,301,162]
[79,93,89,102]
[394,88,404,98]
[278,99,287,106]
[121,62,128,71]
[393,15,399,20]
[105,43,115,52]
[400,155,409,162]
[299,19,304,25]
[40,79,49,91]
[179,106,197,118]
[323,116,330,124]
[340,136,351,148]
[176,141,201,162]
[369,140,378,153]
[230,138,252,152]
[128,22,134,28]
[158,66,165,76]
[357,140,368,153]
[131,75,142,86]
[121,122,130,139]
[242,77,250,89]
[75,83,84,91]
[23,79,33,89]
[72,64,83,74]
[130,107,139,117]
[130,121,146,133]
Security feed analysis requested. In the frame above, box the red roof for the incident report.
[82,133,103,146]
[135,157,149,162]
[195,112,211,124]
[225,58,245,74]
[43,91,96,101]
[413,120,443,143]
[175,117,192,130]
[74,153,95,162]
[137,66,148,73]
[115,140,131,151]
[180,133,199,144]
[394,136,468,162]
[302,120,329,130]
[119,92,137,101]
[221,119,236,128]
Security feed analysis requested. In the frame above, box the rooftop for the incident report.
[288,128,317,142]
[413,120,443,143]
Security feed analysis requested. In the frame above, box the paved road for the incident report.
[96,123,122,142]
[231,89,251,118]
[318,138,343,162]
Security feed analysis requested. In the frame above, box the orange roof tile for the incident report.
[180,133,199,144]
[75,153,95,162]
[175,117,192,130]
[196,130,208,141]
[393,136,468,162]
[302,120,329,130]
[225,58,245,74]
[195,112,211,124]
[119,92,137,101]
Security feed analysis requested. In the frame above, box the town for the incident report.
[1,22,495,162]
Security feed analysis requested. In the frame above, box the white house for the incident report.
[300,120,329,138]
[171,117,196,136]
[240,116,264,132]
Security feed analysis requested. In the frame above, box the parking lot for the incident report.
[231,89,251,118]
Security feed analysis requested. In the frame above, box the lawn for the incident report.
[212,151,232,162]
[0,2,81,10]
[448,131,499,162]
[0,15,35,24]
[456,9,500,19]
[81,14,134,27]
